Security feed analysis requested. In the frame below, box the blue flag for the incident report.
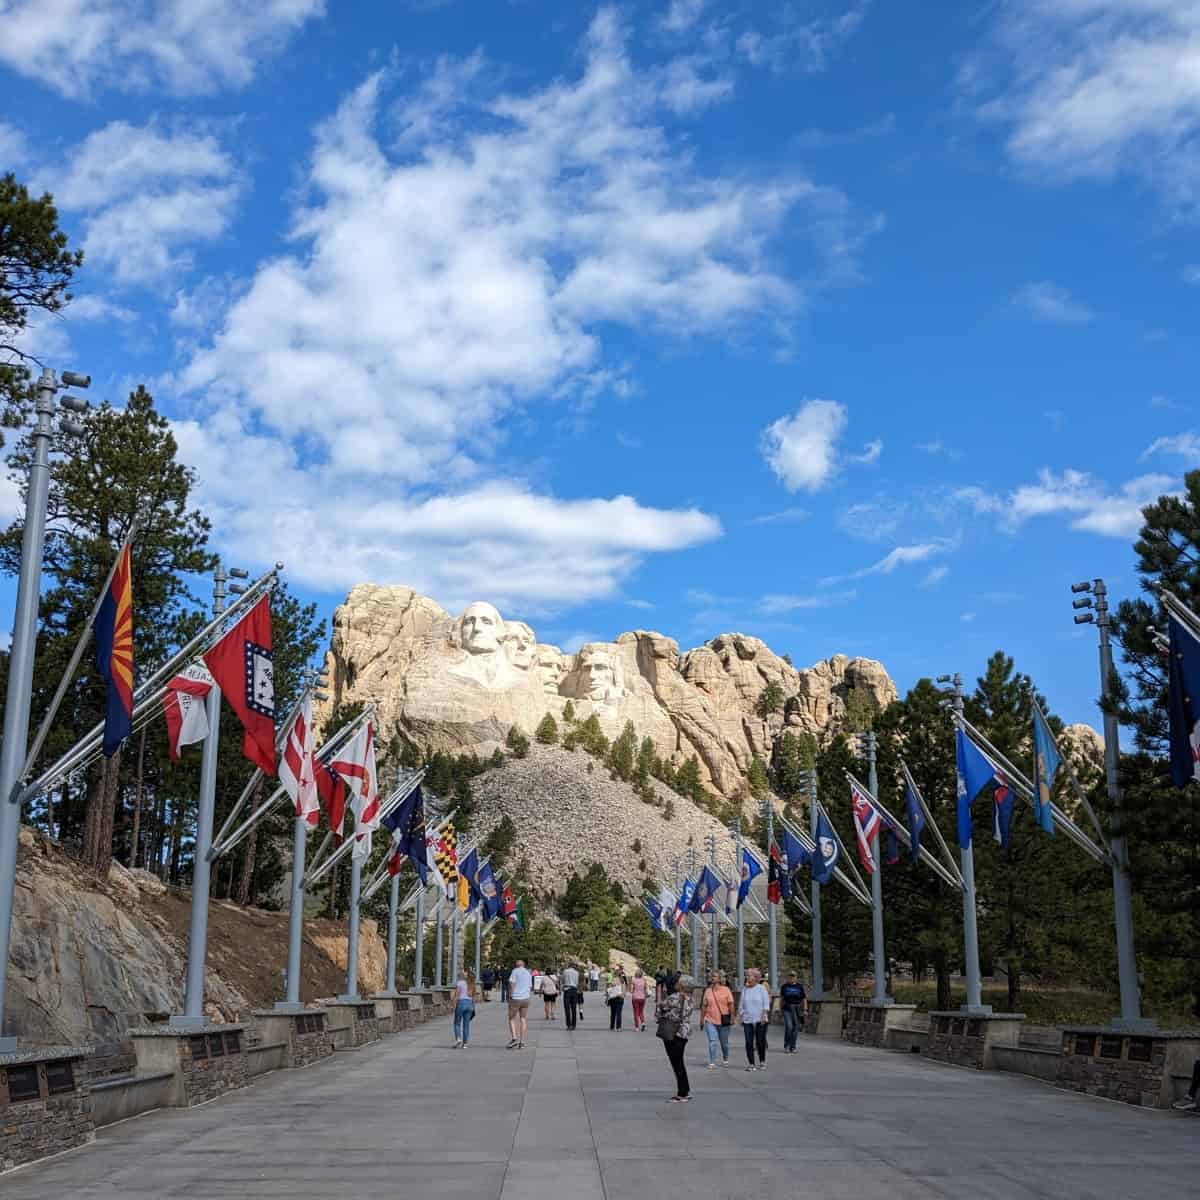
[643,895,668,930]
[382,785,428,883]
[992,776,1015,850]
[812,810,839,885]
[737,850,762,907]
[690,866,722,913]
[904,779,926,865]
[1031,706,1059,835]
[477,860,500,920]
[674,879,695,925]
[956,728,996,849]
[781,827,811,876]
[1169,613,1200,787]
[458,847,479,911]
[886,826,900,865]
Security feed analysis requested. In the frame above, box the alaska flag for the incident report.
[1168,613,1200,787]
[477,860,500,919]
[1031,706,1060,834]
[956,728,997,849]
[781,827,812,876]
[992,775,1015,849]
[95,543,134,756]
[383,784,428,882]
[904,779,926,865]
[690,866,722,913]
[812,810,839,885]
[737,850,762,907]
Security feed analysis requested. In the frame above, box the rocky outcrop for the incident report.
[320,584,897,798]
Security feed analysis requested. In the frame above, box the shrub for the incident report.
[535,713,559,745]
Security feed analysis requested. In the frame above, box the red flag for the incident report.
[279,692,318,827]
[203,594,276,775]
[767,840,784,905]
[314,756,346,842]
[331,722,379,862]
[163,662,214,760]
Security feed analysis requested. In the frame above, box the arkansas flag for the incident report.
[331,722,378,862]
[279,692,319,828]
[851,782,882,875]
[163,662,214,759]
[203,594,276,775]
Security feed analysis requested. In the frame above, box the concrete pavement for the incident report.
[5,997,1196,1198]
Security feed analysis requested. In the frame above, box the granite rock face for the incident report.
[320,584,898,798]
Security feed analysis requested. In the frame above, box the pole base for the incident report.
[1107,1016,1159,1033]
[272,1000,306,1013]
[336,993,361,1004]
[167,1014,209,1030]
[870,995,895,1007]
[959,1004,994,1016]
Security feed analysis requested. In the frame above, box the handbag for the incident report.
[720,1012,732,1027]
[656,1016,680,1041]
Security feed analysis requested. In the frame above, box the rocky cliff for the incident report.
[320,584,897,798]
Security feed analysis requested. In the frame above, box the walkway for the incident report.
[8,999,1197,1199]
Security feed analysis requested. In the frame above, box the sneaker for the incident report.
[1172,1097,1198,1111]
[706,1062,717,1070]
[670,1095,690,1103]
[454,1039,462,1048]
[745,1065,755,1072]
[757,1063,766,1071]
[506,1038,518,1049]
[518,1042,525,1049]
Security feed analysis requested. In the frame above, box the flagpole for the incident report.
[672,857,682,972]
[414,889,425,988]
[762,796,778,991]
[804,769,825,998]
[342,848,363,1000]
[280,811,309,1010]
[382,872,400,996]
[449,909,459,984]
[734,830,745,987]
[434,907,445,988]
[173,563,229,1028]
[474,906,482,985]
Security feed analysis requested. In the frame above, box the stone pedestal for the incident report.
[843,1002,918,1049]
[129,1025,247,1107]
[394,993,428,1028]
[1,1046,94,1174]
[370,995,403,1034]
[804,997,843,1039]
[251,1010,333,1069]
[926,1011,1025,1070]
[429,988,455,1016]
[1056,1027,1200,1108]
[321,1001,381,1049]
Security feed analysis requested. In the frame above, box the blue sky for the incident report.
[2,0,1199,728]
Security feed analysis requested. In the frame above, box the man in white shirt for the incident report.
[561,963,581,1030]
[588,965,601,992]
[507,960,533,1049]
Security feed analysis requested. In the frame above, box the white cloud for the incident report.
[920,565,950,589]
[659,56,735,115]
[1183,265,1200,284]
[847,437,883,465]
[761,399,847,492]
[758,589,856,615]
[626,598,654,610]
[915,439,946,454]
[660,0,706,33]
[737,5,868,73]
[0,122,28,167]
[957,469,1175,538]
[39,121,238,285]
[745,506,809,526]
[0,0,324,99]
[1143,431,1200,461]
[1015,281,1094,324]
[973,2,1200,205]
[821,539,957,585]
[65,295,137,323]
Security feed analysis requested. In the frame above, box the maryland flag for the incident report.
[95,543,134,757]
[428,821,458,900]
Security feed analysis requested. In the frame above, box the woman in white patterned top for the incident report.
[655,973,695,1102]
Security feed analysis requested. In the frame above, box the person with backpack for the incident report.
[700,969,735,1067]
[655,972,695,1102]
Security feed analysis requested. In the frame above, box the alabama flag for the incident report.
[203,594,275,775]
[332,722,379,862]
[279,692,319,828]
[163,662,214,759]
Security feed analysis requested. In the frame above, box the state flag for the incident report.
[904,778,926,865]
[812,810,840,885]
[851,781,883,875]
[203,593,275,775]
[279,692,318,828]
[95,542,134,757]
[383,785,427,882]
[1031,705,1061,835]
[767,839,790,903]
[331,722,378,862]
[163,662,213,759]
[1168,613,1200,787]
[736,850,762,908]
[690,866,722,914]
[955,727,996,849]
[477,861,500,919]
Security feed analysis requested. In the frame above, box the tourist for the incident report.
[700,969,734,1068]
[500,965,510,1004]
[655,972,694,1103]
[606,972,626,1030]
[739,967,771,1070]
[655,967,669,1004]
[561,961,581,1029]
[1173,1059,1200,1110]
[630,968,649,1031]
[542,968,559,1020]
[779,971,809,1053]
[589,964,601,992]
[481,966,495,1001]
[452,969,475,1048]
[507,958,533,1049]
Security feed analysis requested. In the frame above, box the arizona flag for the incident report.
[279,692,319,828]
[203,593,275,775]
[332,722,378,862]
[163,662,213,759]
[851,781,883,874]
[95,543,134,757]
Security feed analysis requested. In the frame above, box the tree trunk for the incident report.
[95,753,122,876]
[169,800,183,883]
[129,726,147,868]
[1008,965,1021,1012]
[236,829,258,908]
[153,786,168,878]
[82,753,121,873]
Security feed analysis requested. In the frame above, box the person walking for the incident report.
[452,969,475,1048]
[542,969,559,1020]
[700,969,735,1068]
[739,967,771,1071]
[630,969,649,1031]
[507,959,533,1049]
[1172,1058,1200,1110]
[480,966,495,1002]
[561,962,581,1030]
[779,971,809,1053]
[606,973,626,1031]
[655,972,695,1102]
[589,964,600,992]
[654,967,668,1005]
[500,965,510,1004]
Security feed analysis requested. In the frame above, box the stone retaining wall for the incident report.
[843,1003,918,1049]
[1055,1028,1200,1108]
[1,1049,94,1174]
[925,1011,1024,1070]
[129,1025,248,1108]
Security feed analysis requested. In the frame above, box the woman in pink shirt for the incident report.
[630,969,649,1031]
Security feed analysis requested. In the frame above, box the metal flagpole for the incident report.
[342,849,363,1000]
[859,733,891,1005]
[434,905,445,987]
[763,795,778,990]
[733,826,746,986]
[383,873,401,995]
[173,563,234,1028]
[688,849,699,980]
[706,834,719,975]
[802,768,824,998]
[672,857,682,971]
[280,813,309,1009]
[449,909,459,983]
[474,906,482,984]
[414,889,426,988]
[938,672,988,1014]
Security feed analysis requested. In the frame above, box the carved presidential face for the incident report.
[537,646,566,694]
[459,602,504,655]
[576,644,619,700]
[503,621,536,670]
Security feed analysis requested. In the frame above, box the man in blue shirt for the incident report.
[779,971,808,1053]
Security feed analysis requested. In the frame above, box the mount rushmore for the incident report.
[319,584,897,799]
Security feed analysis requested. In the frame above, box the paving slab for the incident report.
[3,999,1198,1199]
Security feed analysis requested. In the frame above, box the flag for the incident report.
[781,826,811,876]
[812,810,840,885]
[658,885,678,921]
[163,662,213,760]
[512,896,526,932]
[458,847,479,911]
[427,822,458,898]
[956,727,996,849]
[904,778,926,865]
[644,895,668,930]
[690,866,722,913]
[383,785,427,882]
[886,826,900,865]
[331,722,378,862]
[95,543,134,757]
[314,752,347,843]
[724,875,737,916]
[851,781,883,875]
[767,839,791,903]
[1168,613,1200,787]
[992,772,1015,849]
[278,692,318,828]
[737,849,762,907]
[477,860,500,919]
[1028,704,1060,834]
[673,879,694,925]
[203,593,275,775]
[500,881,517,923]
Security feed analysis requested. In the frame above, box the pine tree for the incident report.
[506,725,530,758]
[607,720,638,781]
[535,713,559,744]
[755,681,784,718]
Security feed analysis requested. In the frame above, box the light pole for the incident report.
[937,671,988,1014]
[761,793,777,990]
[0,367,91,1050]
[1070,580,1148,1029]
[800,767,823,998]
[854,731,891,1005]
[704,832,718,975]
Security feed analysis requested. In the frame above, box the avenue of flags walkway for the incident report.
[6,1002,1195,1200]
